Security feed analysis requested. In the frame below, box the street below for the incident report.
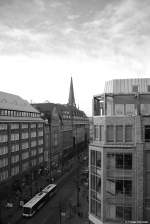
[16,159,88,224]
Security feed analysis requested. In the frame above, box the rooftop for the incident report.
[104,78,150,94]
[32,103,87,118]
[0,91,39,113]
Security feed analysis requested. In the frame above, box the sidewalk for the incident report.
[61,176,89,224]
[0,163,77,224]
[0,174,48,224]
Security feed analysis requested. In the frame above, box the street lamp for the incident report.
[43,112,52,183]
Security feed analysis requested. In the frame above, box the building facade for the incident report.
[89,79,150,223]
[89,117,94,143]
[33,78,89,179]
[0,91,45,192]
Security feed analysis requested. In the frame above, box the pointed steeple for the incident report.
[68,77,76,107]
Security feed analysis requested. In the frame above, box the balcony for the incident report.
[106,168,134,178]
[106,193,134,204]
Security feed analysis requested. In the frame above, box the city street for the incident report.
[14,159,88,224]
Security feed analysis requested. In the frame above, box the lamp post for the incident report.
[46,115,52,183]
[44,112,52,183]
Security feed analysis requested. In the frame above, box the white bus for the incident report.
[22,184,57,217]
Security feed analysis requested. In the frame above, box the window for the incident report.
[0,170,8,181]
[124,154,132,169]
[90,197,101,218]
[116,154,123,169]
[141,104,150,115]
[116,206,132,220]
[31,149,36,156]
[116,154,132,169]
[132,85,138,92]
[11,144,19,152]
[124,180,132,196]
[11,166,19,176]
[145,126,150,142]
[126,104,136,115]
[0,134,8,142]
[22,142,29,150]
[31,123,36,128]
[0,158,8,168]
[0,123,7,130]
[38,147,43,154]
[10,111,14,116]
[99,125,104,141]
[96,202,101,218]
[148,85,150,92]
[106,179,115,195]
[21,123,28,129]
[116,126,123,142]
[22,152,29,160]
[91,198,96,214]
[107,98,113,115]
[115,104,124,115]
[91,150,96,165]
[116,206,123,218]
[31,131,36,138]
[91,174,96,190]
[13,111,16,116]
[22,162,29,171]
[0,146,8,155]
[116,180,123,195]
[0,110,8,116]
[38,139,43,145]
[11,133,19,141]
[31,140,36,147]
[11,123,19,129]
[11,155,19,163]
[38,123,43,128]
[116,180,132,196]
[107,126,114,142]
[107,153,115,169]
[94,125,99,140]
[96,151,101,168]
[21,132,29,139]
[38,130,43,137]
[96,176,101,198]
[31,159,36,167]
[125,125,132,142]
[39,156,43,163]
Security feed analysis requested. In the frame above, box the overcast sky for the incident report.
[0,0,150,116]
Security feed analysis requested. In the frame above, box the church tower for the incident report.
[68,77,76,107]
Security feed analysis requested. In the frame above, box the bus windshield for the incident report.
[23,207,32,215]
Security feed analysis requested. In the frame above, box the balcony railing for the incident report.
[106,168,134,178]
[106,193,135,204]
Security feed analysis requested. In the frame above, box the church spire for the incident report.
[68,77,76,107]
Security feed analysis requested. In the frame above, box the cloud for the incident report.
[73,0,150,73]
[49,1,64,8]
[0,0,150,73]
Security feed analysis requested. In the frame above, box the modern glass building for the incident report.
[89,79,150,223]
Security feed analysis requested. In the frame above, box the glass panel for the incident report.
[96,151,101,168]
[116,126,123,142]
[107,126,114,142]
[124,154,132,169]
[145,126,150,142]
[125,126,132,142]
[126,104,136,115]
[116,154,123,169]
[96,201,101,218]
[115,104,124,115]
[91,150,95,165]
